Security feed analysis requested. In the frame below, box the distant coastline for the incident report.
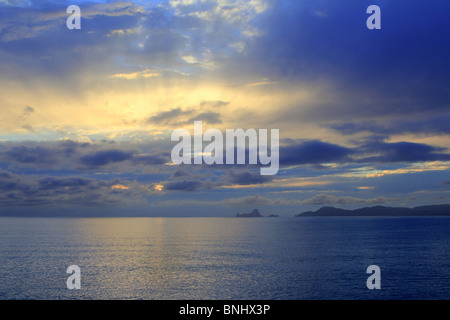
[295,204,450,217]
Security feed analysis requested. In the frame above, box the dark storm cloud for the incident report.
[265,1,449,83]
[357,140,450,163]
[228,0,450,119]
[59,139,89,157]
[133,152,170,165]
[155,168,274,193]
[279,140,354,166]
[0,169,145,207]
[172,168,189,178]
[4,145,56,165]
[0,170,28,193]
[161,166,229,191]
[38,177,92,190]
[79,149,135,167]
[330,114,450,136]
[277,138,450,166]
[0,140,168,171]
[227,170,274,185]
[0,141,111,169]
[1,137,448,176]
[163,180,203,191]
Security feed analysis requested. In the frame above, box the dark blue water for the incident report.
[0,217,449,300]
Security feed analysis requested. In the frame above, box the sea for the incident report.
[0,216,449,300]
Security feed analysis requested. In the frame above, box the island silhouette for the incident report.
[235,209,263,217]
[295,204,450,217]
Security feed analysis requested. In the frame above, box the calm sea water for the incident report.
[0,217,449,300]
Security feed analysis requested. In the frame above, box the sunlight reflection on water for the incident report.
[0,217,449,300]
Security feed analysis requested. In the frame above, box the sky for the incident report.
[0,0,449,217]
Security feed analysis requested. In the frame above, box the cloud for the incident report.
[0,0,31,6]
[300,194,394,205]
[155,194,278,207]
[1,0,448,145]
[79,149,135,168]
[0,0,270,87]
[158,169,276,192]
[330,114,450,136]
[279,140,354,165]
[220,194,275,206]
[133,152,170,165]
[0,1,449,215]
[0,170,146,207]
[155,193,396,208]
[361,161,450,178]
[38,177,92,190]
[200,100,229,108]
[227,170,273,185]
[277,138,450,167]
[1,137,448,179]
[147,108,194,125]
[358,140,450,163]
[172,168,189,178]
[23,106,34,114]
[0,1,149,84]
[109,69,160,80]
[187,111,222,124]
[163,180,203,191]
[0,141,170,172]
[3,144,57,165]
[147,108,222,126]
[218,0,450,133]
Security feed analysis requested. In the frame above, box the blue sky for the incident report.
[0,0,449,216]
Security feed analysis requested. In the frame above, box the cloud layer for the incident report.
[0,0,449,215]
